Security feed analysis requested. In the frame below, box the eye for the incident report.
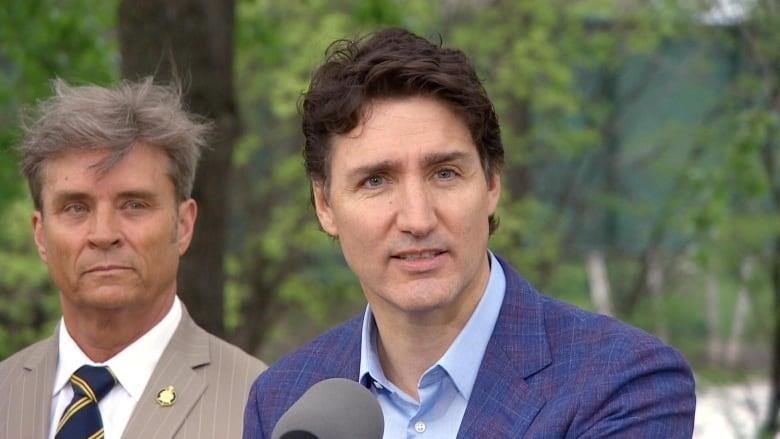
[63,203,88,214]
[363,175,385,188]
[123,200,148,210]
[435,168,456,179]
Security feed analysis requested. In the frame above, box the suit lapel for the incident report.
[340,315,363,380]
[20,332,59,437]
[122,310,209,439]
[457,258,551,438]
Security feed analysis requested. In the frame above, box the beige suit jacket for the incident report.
[0,308,266,438]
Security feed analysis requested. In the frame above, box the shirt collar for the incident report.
[54,296,183,400]
[359,306,393,391]
[359,251,506,400]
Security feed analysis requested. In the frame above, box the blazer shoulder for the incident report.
[539,290,687,360]
[499,254,685,359]
[0,336,53,377]
[177,323,268,397]
[492,256,695,437]
[540,303,696,437]
[0,336,57,438]
[205,331,267,374]
[174,306,267,378]
[260,313,362,382]
[244,314,363,439]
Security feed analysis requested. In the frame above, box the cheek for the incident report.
[338,223,374,255]
[170,222,180,245]
[465,190,493,223]
[335,214,383,258]
[44,230,76,257]
[333,202,370,229]
[339,206,388,245]
[339,238,380,283]
[40,238,80,280]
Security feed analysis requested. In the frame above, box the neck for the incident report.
[62,295,174,363]
[370,261,492,400]
[373,301,478,400]
[374,323,447,400]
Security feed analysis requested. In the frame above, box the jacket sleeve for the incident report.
[576,338,696,438]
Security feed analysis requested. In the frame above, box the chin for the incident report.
[79,289,137,310]
[394,292,458,315]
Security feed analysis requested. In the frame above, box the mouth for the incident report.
[393,249,446,260]
[391,249,447,273]
[84,265,131,274]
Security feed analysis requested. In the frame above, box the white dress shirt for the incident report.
[48,296,182,439]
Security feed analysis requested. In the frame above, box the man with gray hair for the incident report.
[0,78,266,439]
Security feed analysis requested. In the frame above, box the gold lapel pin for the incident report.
[156,385,176,407]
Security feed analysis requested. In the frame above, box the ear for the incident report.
[312,182,338,237]
[176,198,197,255]
[32,211,48,263]
[486,172,501,215]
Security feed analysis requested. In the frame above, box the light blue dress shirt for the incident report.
[359,252,506,438]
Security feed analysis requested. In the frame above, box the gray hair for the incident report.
[19,77,211,210]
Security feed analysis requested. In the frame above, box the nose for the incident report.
[87,207,122,249]
[396,180,437,237]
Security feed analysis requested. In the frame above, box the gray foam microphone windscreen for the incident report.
[271,378,384,439]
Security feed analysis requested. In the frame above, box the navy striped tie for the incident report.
[55,365,117,439]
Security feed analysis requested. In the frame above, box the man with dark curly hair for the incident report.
[244,28,695,438]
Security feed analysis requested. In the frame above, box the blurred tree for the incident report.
[725,0,780,432]
[0,0,116,359]
[2,10,778,437]
[228,1,772,377]
[117,0,236,338]
[447,0,701,316]
[229,0,441,357]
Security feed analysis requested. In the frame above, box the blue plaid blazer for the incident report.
[243,256,695,438]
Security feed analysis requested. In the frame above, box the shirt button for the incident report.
[374,381,383,390]
[415,421,426,433]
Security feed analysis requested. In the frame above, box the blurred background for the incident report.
[0,0,778,437]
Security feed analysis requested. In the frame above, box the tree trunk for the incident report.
[117,0,236,338]
[586,250,613,316]
[724,258,753,369]
[758,111,780,435]
[764,236,780,435]
[646,251,667,341]
[705,269,723,364]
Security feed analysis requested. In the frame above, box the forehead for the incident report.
[329,97,477,169]
[39,144,173,197]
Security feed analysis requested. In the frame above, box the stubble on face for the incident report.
[314,97,500,327]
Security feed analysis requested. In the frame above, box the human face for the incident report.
[313,97,500,321]
[32,143,196,320]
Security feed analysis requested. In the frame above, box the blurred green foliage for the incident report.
[1,2,778,401]
[0,0,117,357]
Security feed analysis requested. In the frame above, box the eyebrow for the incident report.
[50,189,159,205]
[346,150,472,180]
[48,190,85,206]
[421,151,471,168]
[115,189,159,200]
[346,160,397,181]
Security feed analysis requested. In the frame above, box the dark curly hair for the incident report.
[301,27,503,233]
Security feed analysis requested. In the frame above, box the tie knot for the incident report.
[70,365,116,402]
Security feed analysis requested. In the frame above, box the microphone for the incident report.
[271,378,384,439]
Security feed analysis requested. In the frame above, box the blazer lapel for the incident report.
[340,315,363,380]
[122,310,209,439]
[457,258,552,438]
[19,333,59,438]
